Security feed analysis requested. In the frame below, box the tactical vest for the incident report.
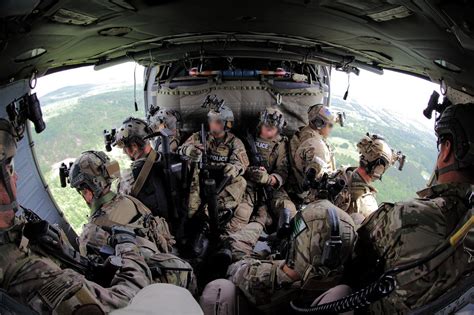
[207,133,236,164]
[87,195,174,255]
[253,136,284,172]
[333,167,377,216]
[131,151,170,219]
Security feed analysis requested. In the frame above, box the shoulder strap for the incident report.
[131,150,157,197]
[124,195,152,216]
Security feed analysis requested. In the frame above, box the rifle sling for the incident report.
[131,150,157,197]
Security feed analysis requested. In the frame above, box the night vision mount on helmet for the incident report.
[259,107,287,131]
[308,104,345,129]
[147,105,182,132]
[113,117,153,149]
[357,133,405,180]
[202,95,234,130]
[60,151,120,198]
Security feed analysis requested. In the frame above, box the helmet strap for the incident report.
[435,160,461,178]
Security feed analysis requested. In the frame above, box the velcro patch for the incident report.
[291,212,308,240]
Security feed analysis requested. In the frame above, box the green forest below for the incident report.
[32,85,437,232]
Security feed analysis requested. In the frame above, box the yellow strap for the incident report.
[131,150,157,197]
[450,214,473,246]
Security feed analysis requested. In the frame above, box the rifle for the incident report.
[21,207,121,287]
[245,131,273,212]
[199,123,209,174]
[303,171,346,203]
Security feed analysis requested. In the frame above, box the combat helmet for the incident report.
[114,117,153,148]
[148,106,181,132]
[435,103,474,175]
[0,119,18,211]
[259,107,286,131]
[69,151,120,198]
[357,133,404,180]
[307,104,336,129]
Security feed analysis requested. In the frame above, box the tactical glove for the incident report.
[223,164,239,178]
[183,145,202,162]
[248,167,270,185]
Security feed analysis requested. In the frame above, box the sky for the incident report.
[34,61,440,128]
[330,68,440,129]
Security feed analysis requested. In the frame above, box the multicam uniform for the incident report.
[248,134,296,217]
[333,167,378,225]
[292,126,336,182]
[226,107,297,260]
[224,200,356,312]
[69,151,196,294]
[180,131,249,231]
[350,183,473,314]
[289,105,339,199]
[334,134,404,225]
[0,213,151,314]
[147,106,182,153]
[78,192,197,294]
[340,103,474,314]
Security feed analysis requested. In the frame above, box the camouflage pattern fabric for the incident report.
[147,252,197,296]
[78,193,196,293]
[228,200,356,310]
[353,183,474,314]
[0,217,151,314]
[180,131,249,225]
[332,167,378,225]
[226,134,296,256]
[289,126,336,195]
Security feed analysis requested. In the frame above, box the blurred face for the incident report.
[320,123,333,138]
[370,160,387,180]
[124,142,151,161]
[260,125,279,140]
[0,165,18,229]
[79,188,94,204]
[209,119,225,137]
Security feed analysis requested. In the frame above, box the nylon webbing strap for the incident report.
[131,150,157,197]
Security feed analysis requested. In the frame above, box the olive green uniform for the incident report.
[0,216,151,314]
[350,183,473,314]
[180,131,249,232]
[227,200,356,311]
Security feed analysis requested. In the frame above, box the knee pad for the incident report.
[200,279,238,315]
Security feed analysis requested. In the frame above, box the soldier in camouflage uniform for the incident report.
[333,133,405,225]
[0,118,152,314]
[147,105,182,153]
[69,151,197,294]
[115,117,171,220]
[289,104,340,202]
[340,102,474,314]
[225,108,297,260]
[201,198,357,313]
[178,103,249,232]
